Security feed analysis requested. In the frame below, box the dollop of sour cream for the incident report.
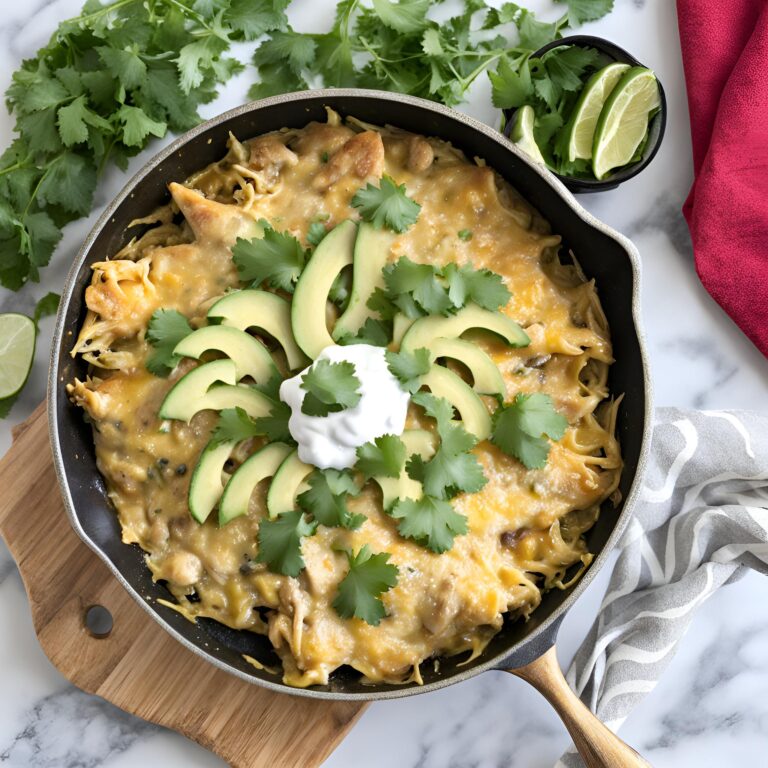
[279,344,409,471]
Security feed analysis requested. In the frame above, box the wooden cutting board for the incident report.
[0,404,366,767]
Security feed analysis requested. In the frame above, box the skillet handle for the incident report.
[505,646,651,768]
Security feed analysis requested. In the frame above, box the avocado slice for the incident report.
[266,448,314,518]
[373,429,436,509]
[333,223,395,340]
[430,338,506,398]
[189,439,236,524]
[292,220,357,359]
[219,442,292,525]
[159,359,273,422]
[419,365,492,441]
[401,304,530,351]
[208,290,308,370]
[391,312,416,349]
[174,325,278,384]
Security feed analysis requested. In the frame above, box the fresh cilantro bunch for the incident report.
[369,257,511,320]
[300,358,362,416]
[251,0,612,109]
[0,0,290,292]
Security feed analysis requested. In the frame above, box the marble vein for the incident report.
[0,687,156,767]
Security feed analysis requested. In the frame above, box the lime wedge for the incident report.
[592,67,661,180]
[565,62,630,162]
[510,105,547,166]
[0,313,36,400]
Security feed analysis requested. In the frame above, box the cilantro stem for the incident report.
[0,161,29,178]
[67,0,140,26]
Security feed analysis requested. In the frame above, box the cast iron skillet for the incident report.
[49,90,653,766]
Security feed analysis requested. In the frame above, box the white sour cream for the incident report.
[279,344,409,470]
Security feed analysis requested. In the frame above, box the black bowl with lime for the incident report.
[501,35,666,193]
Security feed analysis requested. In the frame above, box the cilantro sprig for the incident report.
[390,496,468,554]
[145,309,193,377]
[351,175,421,233]
[300,358,361,417]
[368,257,511,320]
[257,510,317,577]
[332,545,399,626]
[356,434,406,480]
[491,392,568,469]
[232,222,308,292]
[297,469,366,529]
[385,347,431,394]
[407,392,487,500]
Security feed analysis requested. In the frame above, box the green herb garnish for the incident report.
[351,175,421,233]
[257,510,317,577]
[356,434,406,480]
[491,392,568,469]
[385,347,431,394]
[232,222,308,292]
[332,544,399,626]
[389,495,468,554]
[297,469,365,529]
[300,358,361,416]
[145,309,193,377]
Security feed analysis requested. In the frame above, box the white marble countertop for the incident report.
[1,0,767,766]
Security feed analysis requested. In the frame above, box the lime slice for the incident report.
[510,105,546,166]
[0,313,36,400]
[592,67,661,180]
[565,62,630,162]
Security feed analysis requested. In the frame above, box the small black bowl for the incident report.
[502,34,667,194]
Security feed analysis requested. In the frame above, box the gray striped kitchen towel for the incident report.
[557,408,768,768]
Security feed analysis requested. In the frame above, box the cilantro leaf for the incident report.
[442,263,511,312]
[351,175,421,233]
[371,0,431,34]
[491,392,568,469]
[555,0,614,26]
[252,399,295,444]
[356,434,406,480]
[145,309,193,377]
[300,359,361,417]
[212,407,261,444]
[490,55,533,109]
[336,317,391,347]
[297,469,365,529]
[307,221,327,246]
[232,223,308,292]
[409,391,487,499]
[385,347,431,393]
[32,291,59,328]
[389,495,468,553]
[457,229,473,241]
[257,510,317,577]
[332,545,399,625]
[383,257,451,316]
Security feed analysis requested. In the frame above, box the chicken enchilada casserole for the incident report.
[68,109,622,688]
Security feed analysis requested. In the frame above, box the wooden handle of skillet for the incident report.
[506,646,651,768]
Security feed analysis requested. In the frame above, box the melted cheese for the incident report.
[69,115,622,688]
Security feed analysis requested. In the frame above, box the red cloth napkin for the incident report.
[677,0,768,358]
